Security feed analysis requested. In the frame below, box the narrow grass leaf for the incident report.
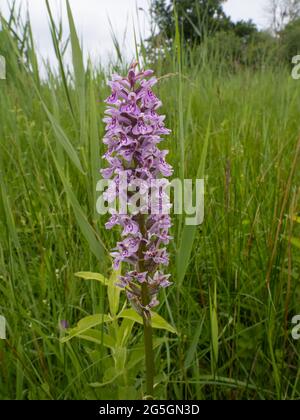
[66,0,86,145]
[49,144,107,261]
[177,117,210,285]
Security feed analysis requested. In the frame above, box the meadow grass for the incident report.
[0,3,300,400]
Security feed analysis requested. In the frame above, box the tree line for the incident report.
[147,0,300,66]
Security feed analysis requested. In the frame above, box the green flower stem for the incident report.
[141,282,155,398]
[138,213,155,398]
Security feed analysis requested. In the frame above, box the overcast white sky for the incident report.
[0,0,270,68]
[225,0,269,28]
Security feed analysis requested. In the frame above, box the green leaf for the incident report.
[91,339,165,388]
[78,314,111,329]
[75,272,108,285]
[113,347,127,371]
[116,319,135,347]
[71,330,115,349]
[61,314,111,343]
[118,308,177,334]
[90,368,123,388]
[108,267,122,316]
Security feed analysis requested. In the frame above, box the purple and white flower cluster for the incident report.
[101,63,173,315]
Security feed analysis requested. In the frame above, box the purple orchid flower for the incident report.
[102,63,172,317]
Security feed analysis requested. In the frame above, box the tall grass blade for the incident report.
[66,0,86,145]
[48,141,107,262]
[176,117,210,285]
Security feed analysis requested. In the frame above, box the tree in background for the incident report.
[279,17,300,59]
[147,0,268,66]
[148,0,262,51]
[149,0,231,44]
[266,0,300,62]
[266,0,300,34]
[148,0,300,67]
